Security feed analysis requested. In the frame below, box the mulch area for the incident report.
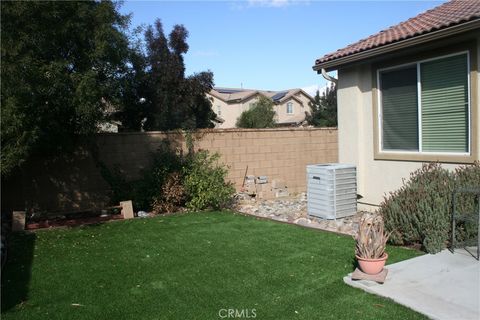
[25,214,125,230]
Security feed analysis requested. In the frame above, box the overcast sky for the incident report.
[120,0,445,95]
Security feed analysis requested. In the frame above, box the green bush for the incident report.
[132,146,184,211]
[236,96,276,128]
[152,172,185,214]
[183,151,235,211]
[100,141,184,211]
[380,162,480,254]
[101,139,234,213]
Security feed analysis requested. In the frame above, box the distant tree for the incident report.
[306,83,337,127]
[116,31,152,131]
[1,1,132,176]
[236,96,277,128]
[138,19,217,131]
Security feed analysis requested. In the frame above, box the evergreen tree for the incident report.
[236,96,277,128]
[140,19,216,131]
[306,83,337,127]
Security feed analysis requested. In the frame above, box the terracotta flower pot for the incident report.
[355,253,388,275]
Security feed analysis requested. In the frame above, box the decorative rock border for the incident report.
[233,193,363,236]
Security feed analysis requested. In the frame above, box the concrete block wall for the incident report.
[2,128,337,212]
[190,128,338,194]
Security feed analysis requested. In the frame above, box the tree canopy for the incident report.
[1,1,132,176]
[1,2,217,177]
[236,96,277,128]
[306,83,337,127]
[138,20,217,131]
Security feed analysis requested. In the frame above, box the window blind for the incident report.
[421,54,468,152]
[381,66,419,151]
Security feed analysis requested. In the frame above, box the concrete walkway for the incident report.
[344,249,480,320]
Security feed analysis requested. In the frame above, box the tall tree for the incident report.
[116,28,152,132]
[306,83,337,127]
[1,1,132,176]
[140,19,216,131]
[236,96,277,128]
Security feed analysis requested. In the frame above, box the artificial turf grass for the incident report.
[1,211,426,320]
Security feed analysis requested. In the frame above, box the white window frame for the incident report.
[286,102,294,114]
[377,51,471,156]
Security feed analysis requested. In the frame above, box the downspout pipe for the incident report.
[321,68,337,84]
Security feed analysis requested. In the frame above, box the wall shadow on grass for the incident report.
[1,231,36,313]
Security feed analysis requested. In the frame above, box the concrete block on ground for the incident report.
[120,200,134,219]
[245,184,257,195]
[244,175,257,195]
[256,176,268,184]
[271,179,286,189]
[256,183,275,199]
[12,211,26,231]
[275,189,289,198]
[257,184,271,192]
[257,189,275,200]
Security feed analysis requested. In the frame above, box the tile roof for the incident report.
[210,87,312,104]
[314,0,480,67]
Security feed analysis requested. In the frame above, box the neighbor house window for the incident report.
[216,105,221,116]
[378,52,469,154]
[286,102,293,114]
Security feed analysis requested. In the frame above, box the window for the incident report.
[216,105,221,116]
[378,52,469,154]
[286,102,293,114]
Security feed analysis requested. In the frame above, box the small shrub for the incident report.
[380,162,480,254]
[100,140,184,211]
[183,151,235,211]
[380,163,453,253]
[152,172,185,214]
[132,145,184,211]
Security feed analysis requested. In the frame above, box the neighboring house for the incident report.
[313,0,479,211]
[208,87,313,128]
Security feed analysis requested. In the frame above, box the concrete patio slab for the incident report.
[344,249,480,320]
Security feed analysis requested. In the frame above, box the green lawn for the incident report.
[2,211,425,320]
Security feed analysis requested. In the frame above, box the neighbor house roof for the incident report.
[209,87,313,105]
[313,0,480,71]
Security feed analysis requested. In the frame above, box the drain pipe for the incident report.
[321,68,337,84]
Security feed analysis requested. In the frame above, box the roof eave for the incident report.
[312,19,480,72]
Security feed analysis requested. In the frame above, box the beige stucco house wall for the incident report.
[207,88,312,128]
[337,33,480,209]
[335,31,479,211]
[274,92,311,125]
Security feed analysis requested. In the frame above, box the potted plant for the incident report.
[355,213,391,275]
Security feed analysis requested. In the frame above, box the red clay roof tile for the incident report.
[314,0,480,67]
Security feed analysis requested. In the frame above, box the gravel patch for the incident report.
[233,192,363,236]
